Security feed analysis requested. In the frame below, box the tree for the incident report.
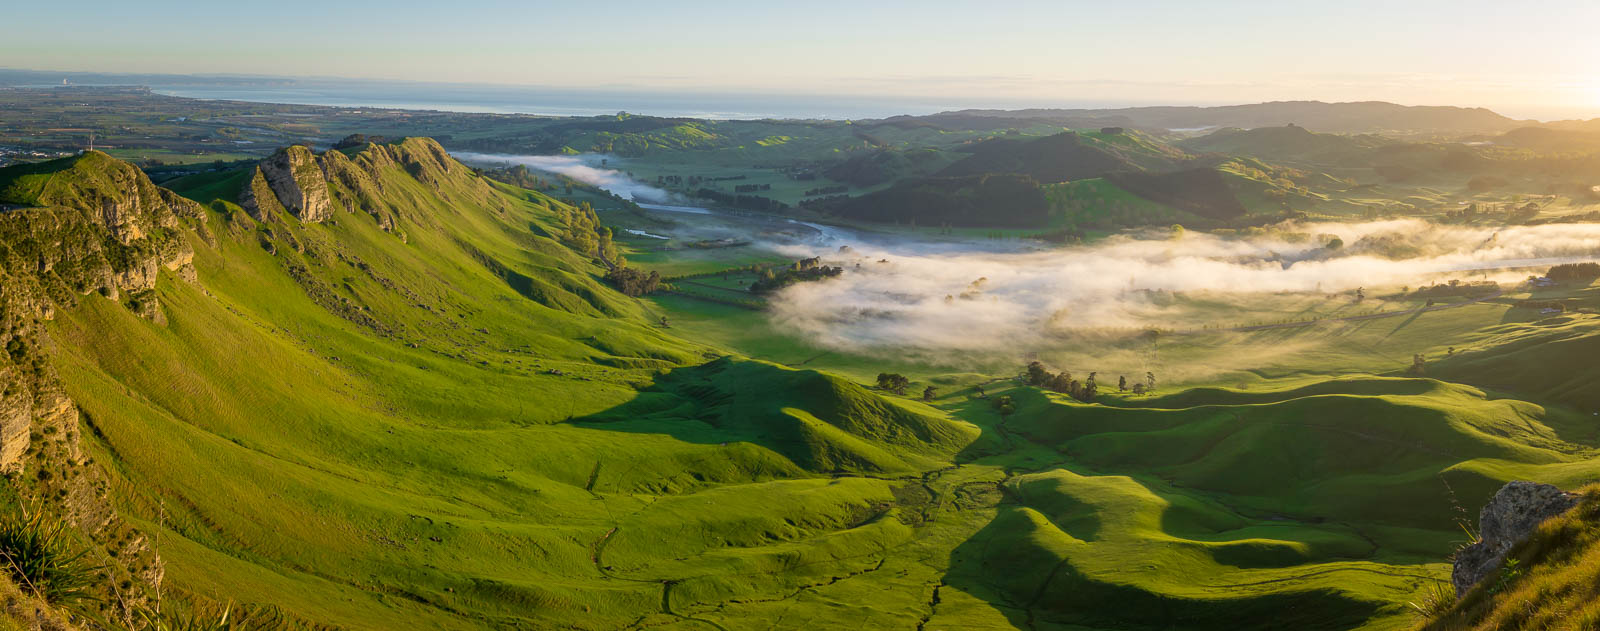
[1131,383,1147,396]
[1145,372,1156,394]
[922,386,937,402]
[1046,372,1074,395]
[604,267,661,297]
[1025,361,1051,386]
[1409,354,1426,375]
[876,373,910,395]
[992,395,1015,416]
[1118,375,1127,392]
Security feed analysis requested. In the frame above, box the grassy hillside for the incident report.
[6,141,976,628]
[5,141,1600,630]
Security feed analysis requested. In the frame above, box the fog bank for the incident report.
[765,220,1600,355]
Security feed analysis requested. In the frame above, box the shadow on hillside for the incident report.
[561,356,982,483]
[942,503,1383,631]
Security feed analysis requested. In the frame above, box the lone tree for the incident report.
[1145,372,1157,394]
[1409,354,1427,375]
[876,373,910,395]
[992,395,1015,416]
[922,386,937,402]
[1118,375,1127,392]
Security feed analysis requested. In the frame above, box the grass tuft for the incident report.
[0,509,100,606]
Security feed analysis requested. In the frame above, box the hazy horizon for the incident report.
[3,66,1593,122]
[5,0,1597,122]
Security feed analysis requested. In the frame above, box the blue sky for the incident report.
[5,0,1598,118]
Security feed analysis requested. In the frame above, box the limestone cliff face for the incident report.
[0,151,199,470]
[1452,481,1579,597]
[0,151,184,617]
[239,145,333,223]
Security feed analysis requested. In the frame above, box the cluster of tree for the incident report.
[876,373,910,395]
[1025,362,1095,402]
[1409,279,1500,298]
[748,257,844,293]
[557,201,622,266]
[733,183,772,193]
[1547,262,1600,282]
[603,267,662,297]
[695,188,789,212]
[804,185,848,197]
[1025,362,1156,400]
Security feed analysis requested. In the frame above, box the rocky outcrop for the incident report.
[25,151,186,244]
[0,151,185,619]
[1452,481,1579,597]
[239,145,333,223]
[0,152,199,470]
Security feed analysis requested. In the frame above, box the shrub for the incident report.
[0,510,100,605]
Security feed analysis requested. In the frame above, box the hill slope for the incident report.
[0,141,981,628]
[5,141,1600,630]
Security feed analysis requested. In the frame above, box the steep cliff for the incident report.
[238,145,332,222]
[0,150,197,623]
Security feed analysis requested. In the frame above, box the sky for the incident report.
[4,0,1599,120]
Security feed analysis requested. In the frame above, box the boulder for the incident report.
[1452,481,1579,597]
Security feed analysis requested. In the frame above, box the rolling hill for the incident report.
[2,140,1599,630]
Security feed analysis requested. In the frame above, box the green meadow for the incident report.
[1,139,1596,630]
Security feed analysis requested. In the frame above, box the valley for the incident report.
[0,74,1599,631]
[0,123,1597,630]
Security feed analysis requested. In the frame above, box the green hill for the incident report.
[1179,125,1391,162]
[4,141,1600,630]
[936,130,1182,183]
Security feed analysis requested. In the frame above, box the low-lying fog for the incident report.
[455,152,676,203]
[769,220,1600,355]
[462,154,1600,366]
